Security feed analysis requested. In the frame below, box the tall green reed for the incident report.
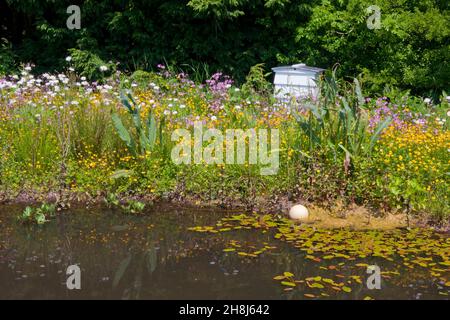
[293,71,391,163]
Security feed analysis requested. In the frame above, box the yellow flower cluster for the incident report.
[374,123,449,200]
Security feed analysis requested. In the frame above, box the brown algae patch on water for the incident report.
[301,204,410,230]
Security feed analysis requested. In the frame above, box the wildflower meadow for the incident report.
[0,64,448,223]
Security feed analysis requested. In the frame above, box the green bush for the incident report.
[1,0,448,95]
[0,38,16,75]
[67,48,114,80]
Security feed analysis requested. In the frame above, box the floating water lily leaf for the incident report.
[356,263,369,267]
[281,281,296,287]
[323,278,337,286]
[349,275,362,284]
[188,212,450,299]
[309,282,324,289]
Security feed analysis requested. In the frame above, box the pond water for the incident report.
[0,204,448,300]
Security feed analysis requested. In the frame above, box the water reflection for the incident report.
[0,204,448,299]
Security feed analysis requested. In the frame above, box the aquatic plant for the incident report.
[189,213,450,298]
[104,192,120,208]
[122,200,146,215]
[103,192,146,214]
[17,203,56,225]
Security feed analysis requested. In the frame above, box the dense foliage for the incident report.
[1,0,449,96]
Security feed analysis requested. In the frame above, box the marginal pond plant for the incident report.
[122,200,146,215]
[17,203,56,225]
[104,193,146,215]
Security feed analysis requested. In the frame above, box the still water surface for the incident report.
[0,204,448,299]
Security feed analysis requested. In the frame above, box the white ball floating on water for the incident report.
[289,204,309,221]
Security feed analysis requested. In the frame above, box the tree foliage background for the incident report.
[0,0,449,96]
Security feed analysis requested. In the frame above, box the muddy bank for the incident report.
[0,189,447,231]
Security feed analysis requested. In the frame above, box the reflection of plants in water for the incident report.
[112,244,158,299]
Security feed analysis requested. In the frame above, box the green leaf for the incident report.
[112,113,135,153]
[313,276,322,282]
[22,206,33,219]
[35,210,47,225]
[147,112,157,149]
[369,116,391,151]
[281,281,296,287]
[354,78,364,107]
[120,92,133,113]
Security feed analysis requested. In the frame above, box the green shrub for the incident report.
[67,48,113,80]
[0,38,17,76]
